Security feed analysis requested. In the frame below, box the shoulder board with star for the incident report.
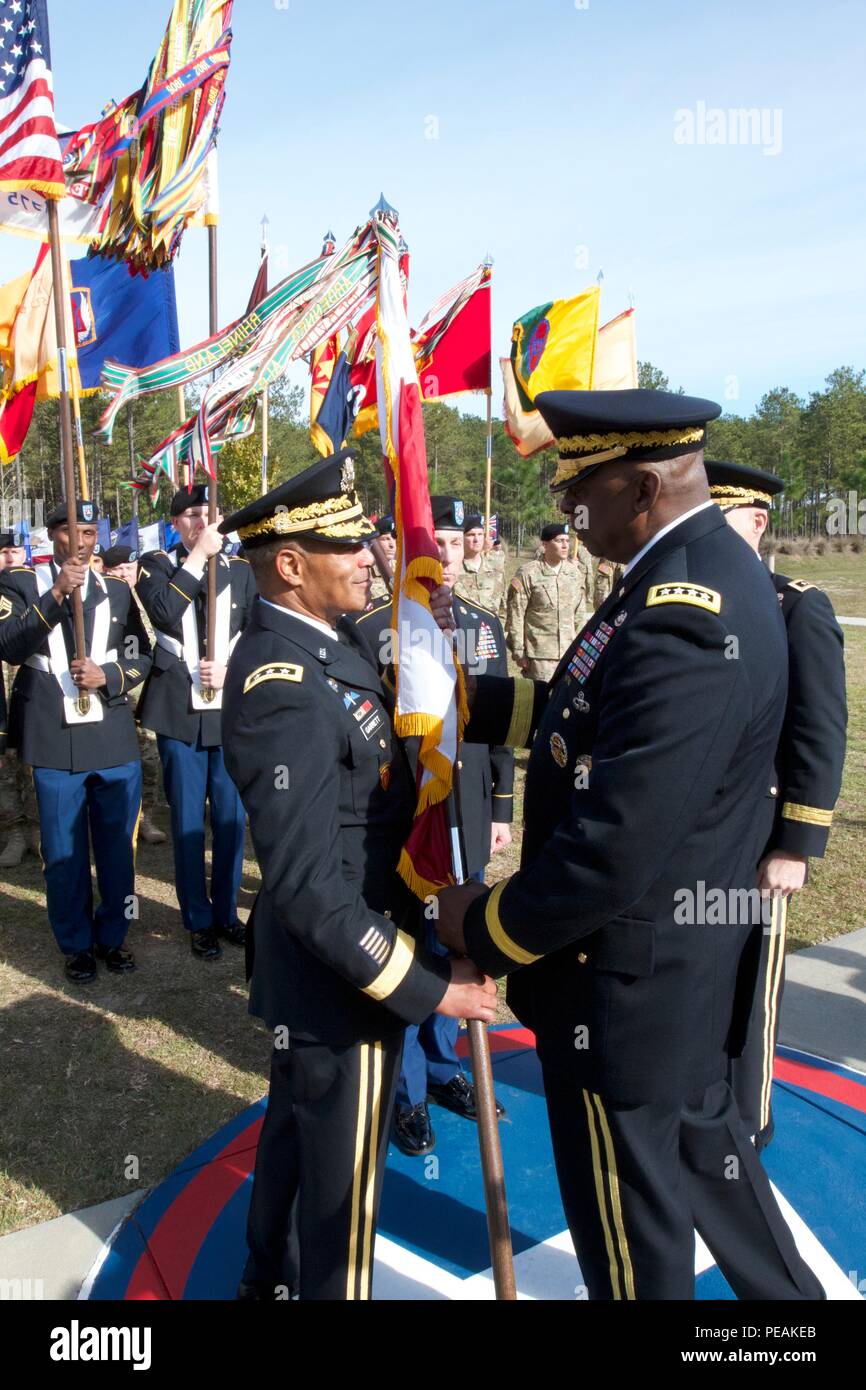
[243,662,304,694]
[646,583,722,614]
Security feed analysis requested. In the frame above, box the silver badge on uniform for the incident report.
[573,692,590,713]
[614,611,627,627]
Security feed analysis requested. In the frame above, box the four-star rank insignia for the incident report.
[646,583,722,614]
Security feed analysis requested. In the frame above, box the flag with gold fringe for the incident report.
[373,207,466,899]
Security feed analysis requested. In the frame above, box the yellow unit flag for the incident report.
[592,308,637,389]
[511,286,600,409]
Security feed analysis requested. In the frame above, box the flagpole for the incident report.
[46,201,87,677]
[483,254,494,547]
[204,217,219,689]
[367,533,516,1300]
[260,214,269,496]
[60,251,90,500]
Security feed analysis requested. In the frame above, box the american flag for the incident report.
[0,0,64,199]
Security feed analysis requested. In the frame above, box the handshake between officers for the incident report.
[219,453,497,1302]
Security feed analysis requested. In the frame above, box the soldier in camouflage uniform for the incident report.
[0,530,39,867]
[368,515,395,605]
[593,555,625,607]
[455,512,506,620]
[102,546,166,845]
[507,522,594,681]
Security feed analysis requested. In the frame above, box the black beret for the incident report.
[101,545,138,568]
[170,483,211,516]
[375,515,396,537]
[430,496,466,531]
[540,522,569,541]
[535,388,722,492]
[46,499,100,528]
[220,450,375,549]
[0,530,24,549]
[462,513,484,533]
[704,459,783,510]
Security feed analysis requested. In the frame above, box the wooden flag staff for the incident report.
[367,539,517,1300]
[203,221,219,698]
[47,201,88,709]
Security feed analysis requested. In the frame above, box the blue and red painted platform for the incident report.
[82,1027,866,1301]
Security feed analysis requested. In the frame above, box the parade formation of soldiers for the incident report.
[0,384,849,1301]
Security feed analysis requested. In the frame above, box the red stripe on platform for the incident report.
[456,1027,536,1058]
[774,1057,866,1113]
[125,1118,263,1300]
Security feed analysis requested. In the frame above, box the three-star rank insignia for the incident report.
[646,583,722,614]
[242,663,304,694]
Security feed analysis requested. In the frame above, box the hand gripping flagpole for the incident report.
[367,538,517,1300]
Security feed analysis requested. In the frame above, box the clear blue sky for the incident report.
[3,0,863,416]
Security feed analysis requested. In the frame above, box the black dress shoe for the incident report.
[394,1102,436,1156]
[427,1072,506,1121]
[216,920,246,946]
[94,944,136,973]
[65,950,96,983]
[190,928,222,960]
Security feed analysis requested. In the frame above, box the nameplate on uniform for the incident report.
[646,583,721,614]
[353,698,385,741]
[242,663,304,694]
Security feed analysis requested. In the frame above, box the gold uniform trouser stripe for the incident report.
[582,1090,623,1299]
[359,1042,384,1300]
[485,877,541,965]
[583,1091,636,1300]
[760,897,788,1133]
[346,1042,385,1301]
[505,676,535,749]
[346,1045,370,1300]
[781,801,833,827]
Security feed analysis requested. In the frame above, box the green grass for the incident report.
[0,554,863,1235]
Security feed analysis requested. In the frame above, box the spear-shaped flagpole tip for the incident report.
[484,251,494,269]
[370,192,398,222]
[322,228,337,256]
[260,213,269,255]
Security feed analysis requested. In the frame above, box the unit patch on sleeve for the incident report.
[646,583,722,614]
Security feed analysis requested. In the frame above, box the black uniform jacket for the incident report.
[136,545,257,747]
[346,593,514,876]
[769,572,847,858]
[222,596,450,1045]
[462,506,789,1106]
[0,564,151,772]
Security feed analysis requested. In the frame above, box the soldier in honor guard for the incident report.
[456,511,506,619]
[368,514,395,603]
[0,526,40,867]
[136,485,256,960]
[348,496,510,1156]
[435,388,824,1300]
[705,460,848,1151]
[0,502,152,983]
[507,521,594,680]
[219,453,496,1300]
[592,555,625,608]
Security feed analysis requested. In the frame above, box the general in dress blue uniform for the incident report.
[0,502,151,982]
[438,389,826,1300]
